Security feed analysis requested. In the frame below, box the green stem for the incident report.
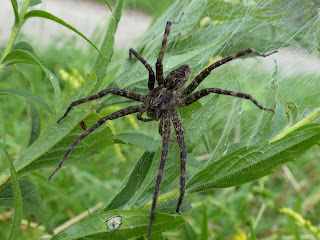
[269,108,320,143]
[0,0,30,75]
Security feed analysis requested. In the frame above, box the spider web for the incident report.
[0,0,319,237]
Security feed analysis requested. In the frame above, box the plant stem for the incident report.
[269,108,320,143]
[0,0,30,75]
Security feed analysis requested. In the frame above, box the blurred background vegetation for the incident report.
[0,0,319,239]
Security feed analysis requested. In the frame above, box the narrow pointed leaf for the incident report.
[103,0,113,12]
[10,0,19,24]
[0,142,22,240]
[2,49,61,101]
[103,151,155,211]
[24,10,102,56]
[92,0,123,91]
[187,123,320,192]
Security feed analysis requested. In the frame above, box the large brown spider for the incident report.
[49,13,276,238]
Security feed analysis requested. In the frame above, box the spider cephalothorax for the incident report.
[49,12,276,238]
[144,64,191,120]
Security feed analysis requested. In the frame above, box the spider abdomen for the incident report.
[164,64,191,90]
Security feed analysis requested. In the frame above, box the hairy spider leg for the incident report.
[156,12,184,85]
[49,105,142,181]
[137,110,154,122]
[181,48,278,96]
[57,88,144,123]
[129,48,156,91]
[182,88,275,112]
[148,115,171,239]
[158,117,164,136]
[171,111,187,215]
[159,117,177,142]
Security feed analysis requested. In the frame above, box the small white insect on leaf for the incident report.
[106,214,122,230]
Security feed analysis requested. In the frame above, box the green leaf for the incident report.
[24,10,102,57]
[284,101,298,126]
[187,123,320,193]
[27,104,40,146]
[248,62,278,145]
[0,88,52,114]
[181,95,219,152]
[103,0,113,12]
[29,0,41,7]
[199,204,208,240]
[2,49,40,66]
[0,179,53,234]
[182,222,198,240]
[10,0,19,25]
[0,72,97,185]
[43,67,61,101]
[19,111,114,177]
[12,41,35,53]
[2,49,61,101]
[115,133,160,152]
[92,0,123,92]
[0,142,22,240]
[123,145,181,210]
[206,84,242,166]
[0,67,12,83]
[103,151,155,211]
[51,210,185,240]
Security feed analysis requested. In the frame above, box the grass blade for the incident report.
[0,142,22,240]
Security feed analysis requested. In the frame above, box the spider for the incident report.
[49,12,277,238]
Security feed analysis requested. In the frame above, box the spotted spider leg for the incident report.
[156,12,184,85]
[49,105,142,181]
[148,114,171,239]
[181,48,278,96]
[129,48,156,90]
[182,88,274,112]
[137,110,154,122]
[57,88,144,123]
[171,110,187,215]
